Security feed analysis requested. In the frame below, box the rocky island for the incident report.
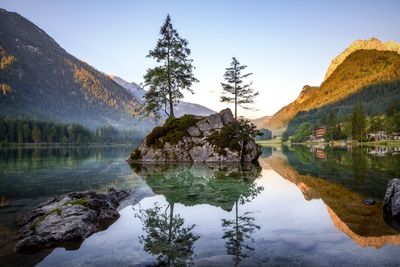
[128,108,261,163]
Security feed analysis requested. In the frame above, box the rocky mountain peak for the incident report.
[324,37,400,81]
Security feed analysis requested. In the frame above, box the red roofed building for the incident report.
[315,126,326,140]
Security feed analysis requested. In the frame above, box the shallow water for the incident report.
[1,145,400,266]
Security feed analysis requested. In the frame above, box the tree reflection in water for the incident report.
[221,178,263,266]
[132,162,264,266]
[135,202,199,266]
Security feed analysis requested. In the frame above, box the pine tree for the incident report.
[142,15,198,118]
[220,57,259,119]
[351,103,366,142]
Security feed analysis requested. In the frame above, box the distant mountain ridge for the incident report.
[254,38,400,134]
[110,75,215,117]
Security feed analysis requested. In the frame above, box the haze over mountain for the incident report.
[255,38,400,135]
[0,8,214,130]
[110,75,215,117]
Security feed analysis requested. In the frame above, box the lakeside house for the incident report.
[367,132,400,141]
[311,126,326,141]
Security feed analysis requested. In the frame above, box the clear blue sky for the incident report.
[1,0,399,118]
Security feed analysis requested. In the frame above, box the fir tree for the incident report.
[351,103,366,142]
[220,57,259,119]
[142,15,198,118]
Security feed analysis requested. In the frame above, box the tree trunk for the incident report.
[168,202,174,266]
[235,200,239,266]
[234,82,237,120]
[239,140,244,162]
[169,91,174,118]
[234,60,238,120]
[167,39,174,118]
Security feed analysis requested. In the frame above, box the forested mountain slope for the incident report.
[254,39,400,134]
[0,8,150,130]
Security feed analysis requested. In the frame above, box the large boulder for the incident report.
[15,189,131,252]
[128,109,261,163]
[383,178,400,218]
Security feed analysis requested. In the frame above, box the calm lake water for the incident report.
[1,145,400,266]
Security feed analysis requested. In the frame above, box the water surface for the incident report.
[1,145,400,266]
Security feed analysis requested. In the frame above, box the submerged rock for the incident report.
[363,199,376,206]
[128,108,261,163]
[15,189,131,253]
[383,178,400,218]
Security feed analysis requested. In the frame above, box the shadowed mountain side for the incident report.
[265,154,400,248]
[130,163,263,211]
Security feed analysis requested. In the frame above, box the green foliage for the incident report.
[130,148,141,161]
[351,103,366,141]
[135,203,199,266]
[145,114,201,148]
[0,117,143,145]
[220,57,258,119]
[324,111,346,141]
[207,119,260,156]
[386,101,400,116]
[292,122,312,142]
[141,15,198,118]
[287,100,400,142]
[222,208,260,265]
[133,163,263,211]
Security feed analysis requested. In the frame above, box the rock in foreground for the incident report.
[128,108,261,163]
[16,189,130,253]
[384,178,400,218]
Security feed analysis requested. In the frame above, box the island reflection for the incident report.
[131,162,264,265]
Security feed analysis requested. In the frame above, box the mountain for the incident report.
[109,75,145,102]
[110,75,215,117]
[254,38,400,135]
[254,85,318,135]
[0,8,154,130]
[324,37,400,81]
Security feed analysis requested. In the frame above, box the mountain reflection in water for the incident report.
[2,145,400,266]
[266,146,400,248]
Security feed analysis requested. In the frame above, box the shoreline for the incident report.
[0,143,138,149]
[257,139,400,147]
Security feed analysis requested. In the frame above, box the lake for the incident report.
[1,145,400,266]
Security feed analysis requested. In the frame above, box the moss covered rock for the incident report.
[128,109,261,163]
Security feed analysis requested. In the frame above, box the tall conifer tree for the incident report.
[351,103,366,142]
[142,15,198,118]
[220,57,259,119]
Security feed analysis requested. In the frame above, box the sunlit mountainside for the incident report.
[255,38,400,135]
